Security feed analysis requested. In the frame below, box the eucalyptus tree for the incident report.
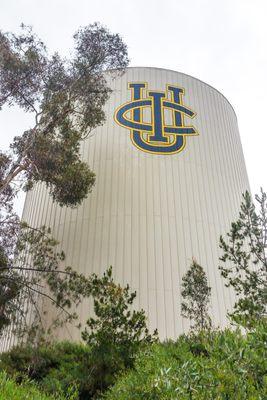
[0,22,128,206]
[181,259,212,332]
[0,23,128,340]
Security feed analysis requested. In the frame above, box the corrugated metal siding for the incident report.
[20,67,250,340]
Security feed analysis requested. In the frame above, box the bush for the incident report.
[0,339,147,399]
[0,371,69,400]
[0,267,156,399]
[0,341,90,399]
[1,323,266,399]
[103,321,267,399]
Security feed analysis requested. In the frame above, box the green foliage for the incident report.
[81,267,158,396]
[0,371,71,400]
[0,21,129,341]
[0,23,129,206]
[0,161,21,333]
[1,324,266,400]
[0,342,87,399]
[0,221,91,341]
[104,321,267,400]
[0,132,92,341]
[219,190,267,327]
[181,259,212,332]
[0,265,157,399]
[13,127,96,206]
[0,266,20,333]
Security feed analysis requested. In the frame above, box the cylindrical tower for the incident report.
[22,67,250,340]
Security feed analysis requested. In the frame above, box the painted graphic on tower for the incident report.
[114,82,199,154]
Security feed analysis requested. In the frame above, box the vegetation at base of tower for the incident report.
[103,320,267,400]
[0,371,74,400]
[0,23,128,206]
[0,268,156,399]
[0,321,266,400]
[0,191,266,399]
[0,342,86,399]
[219,189,267,327]
[81,266,158,396]
[181,259,212,332]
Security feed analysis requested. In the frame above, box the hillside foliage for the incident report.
[104,322,267,400]
[1,322,266,400]
[0,371,72,400]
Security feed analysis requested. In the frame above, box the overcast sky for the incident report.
[0,0,266,216]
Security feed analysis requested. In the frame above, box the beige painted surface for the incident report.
[20,67,250,341]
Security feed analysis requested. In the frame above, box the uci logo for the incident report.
[114,83,199,155]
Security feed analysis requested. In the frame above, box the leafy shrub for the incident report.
[0,371,70,400]
[1,324,266,399]
[0,268,157,399]
[0,341,90,399]
[0,338,150,399]
[103,321,267,400]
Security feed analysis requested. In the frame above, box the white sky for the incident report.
[0,0,266,216]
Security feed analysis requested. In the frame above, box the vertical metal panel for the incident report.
[21,67,250,340]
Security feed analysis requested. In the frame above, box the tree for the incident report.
[81,267,158,395]
[219,189,267,327]
[0,155,92,341]
[0,23,128,206]
[0,22,128,342]
[0,219,92,343]
[181,259,212,332]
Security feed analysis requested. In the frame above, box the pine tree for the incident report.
[219,189,267,327]
[81,267,157,394]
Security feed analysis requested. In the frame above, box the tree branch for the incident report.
[0,161,29,195]
[0,265,72,275]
